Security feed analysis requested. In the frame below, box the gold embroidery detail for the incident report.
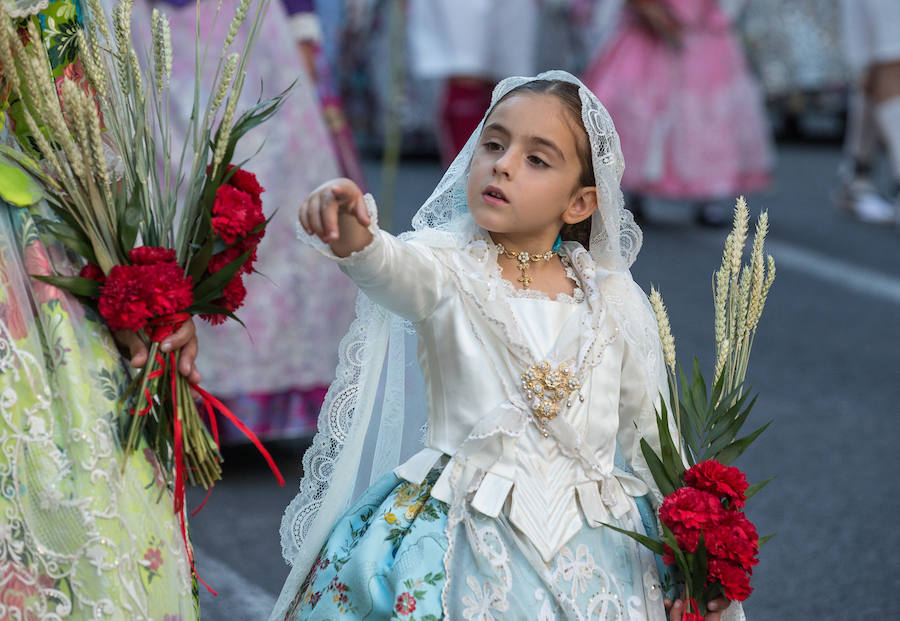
[521,361,582,436]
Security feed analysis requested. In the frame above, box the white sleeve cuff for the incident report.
[296,193,381,261]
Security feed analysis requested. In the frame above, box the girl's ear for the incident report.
[562,186,598,226]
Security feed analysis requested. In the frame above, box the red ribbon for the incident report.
[188,383,285,487]
[126,313,284,596]
[683,598,701,620]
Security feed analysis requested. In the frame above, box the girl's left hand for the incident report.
[114,318,202,384]
[665,596,731,620]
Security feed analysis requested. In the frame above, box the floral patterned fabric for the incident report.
[283,467,671,621]
[0,197,198,619]
[0,1,198,617]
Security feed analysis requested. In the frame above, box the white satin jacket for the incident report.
[327,208,667,563]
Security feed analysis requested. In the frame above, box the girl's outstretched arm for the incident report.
[299,178,372,257]
[298,177,448,322]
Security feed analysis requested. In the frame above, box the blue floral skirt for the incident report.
[282,468,670,620]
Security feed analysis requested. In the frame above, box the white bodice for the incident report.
[326,217,659,561]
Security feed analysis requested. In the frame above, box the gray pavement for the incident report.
[190,143,900,620]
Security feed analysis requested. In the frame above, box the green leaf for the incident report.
[32,275,101,298]
[690,358,707,410]
[0,154,43,206]
[758,533,775,547]
[705,394,755,452]
[704,397,756,458]
[601,522,666,555]
[655,402,685,483]
[694,535,709,608]
[660,522,692,581]
[0,145,55,184]
[745,476,775,501]
[117,190,142,256]
[190,248,252,305]
[709,368,726,412]
[187,236,215,281]
[214,90,291,175]
[715,420,772,465]
[640,438,677,497]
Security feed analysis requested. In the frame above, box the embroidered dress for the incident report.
[135,0,358,442]
[582,0,772,200]
[280,206,669,621]
[286,465,668,620]
[0,4,197,616]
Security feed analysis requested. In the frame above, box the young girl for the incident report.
[272,71,740,620]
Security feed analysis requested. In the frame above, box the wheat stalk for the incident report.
[649,285,682,458]
[713,199,776,402]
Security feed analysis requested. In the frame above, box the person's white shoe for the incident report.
[836,180,897,224]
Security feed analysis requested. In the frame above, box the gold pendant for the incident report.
[496,244,556,290]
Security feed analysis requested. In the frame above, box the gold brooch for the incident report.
[521,361,583,437]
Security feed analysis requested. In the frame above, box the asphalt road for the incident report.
[189,142,900,620]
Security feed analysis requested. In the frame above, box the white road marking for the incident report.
[689,231,900,305]
[765,239,900,305]
[195,545,277,620]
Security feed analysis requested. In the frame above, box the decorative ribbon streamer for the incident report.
[127,313,285,595]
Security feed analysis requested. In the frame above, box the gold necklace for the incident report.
[495,242,557,289]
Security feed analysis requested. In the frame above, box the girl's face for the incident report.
[466,92,593,246]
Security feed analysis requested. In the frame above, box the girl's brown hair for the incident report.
[492,80,595,248]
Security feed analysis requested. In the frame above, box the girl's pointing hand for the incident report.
[299,178,370,243]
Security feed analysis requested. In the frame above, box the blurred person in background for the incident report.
[407,0,540,166]
[288,0,367,189]
[836,0,900,225]
[582,0,772,226]
[133,0,358,443]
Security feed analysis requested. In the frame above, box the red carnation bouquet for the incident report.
[1,0,286,587]
[74,165,274,492]
[607,199,775,618]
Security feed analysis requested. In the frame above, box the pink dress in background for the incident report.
[583,0,773,200]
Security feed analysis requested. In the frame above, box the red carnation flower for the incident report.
[211,184,265,245]
[684,460,749,509]
[143,263,194,316]
[200,275,247,326]
[79,263,106,284]
[98,265,154,331]
[705,512,759,570]
[662,544,676,566]
[226,166,264,206]
[683,613,704,621]
[220,275,247,311]
[128,246,177,266]
[98,263,193,332]
[208,234,260,276]
[708,558,753,601]
[659,487,727,532]
[670,522,701,554]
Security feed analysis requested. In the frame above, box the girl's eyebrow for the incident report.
[483,122,566,161]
